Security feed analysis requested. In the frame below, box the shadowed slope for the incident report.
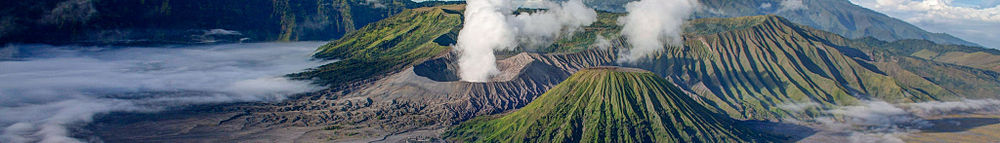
[642,15,917,120]
[444,67,776,142]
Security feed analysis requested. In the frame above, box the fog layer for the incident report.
[0,42,327,143]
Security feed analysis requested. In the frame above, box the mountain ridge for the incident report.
[444,67,779,142]
[575,0,982,47]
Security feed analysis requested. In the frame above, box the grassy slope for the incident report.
[288,5,463,87]
[540,12,622,53]
[642,15,929,120]
[578,0,979,47]
[444,67,776,143]
[562,15,1000,121]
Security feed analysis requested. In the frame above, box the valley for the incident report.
[2,1,999,143]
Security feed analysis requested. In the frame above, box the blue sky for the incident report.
[849,0,1000,49]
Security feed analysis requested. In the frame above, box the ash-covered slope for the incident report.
[444,67,777,142]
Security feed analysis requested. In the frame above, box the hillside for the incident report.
[550,14,1000,120]
[0,0,459,45]
[651,15,1000,120]
[575,0,980,47]
[856,39,1000,73]
[444,67,777,142]
[288,4,463,88]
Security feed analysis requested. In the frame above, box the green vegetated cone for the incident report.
[444,66,777,142]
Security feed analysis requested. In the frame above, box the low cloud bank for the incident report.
[850,0,1000,49]
[782,99,1000,142]
[0,42,327,143]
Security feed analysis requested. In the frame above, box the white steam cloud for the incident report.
[513,0,598,49]
[455,0,597,82]
[777,0,808,12]
[783,99,1000,143]
[0,42,327,143]
[455,0,518,82]
[616,0,698,63]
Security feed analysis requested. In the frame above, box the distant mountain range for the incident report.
[0,0,457,45]
[0,0,983,48]
[579,0,982,47]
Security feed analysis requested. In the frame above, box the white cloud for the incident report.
[850,0,1000,48]
[778,0,808,12]
[616,0,699,63]
[594,35,612,50]
[513,0,598,49]
[903,99,1000,116]
[784,99,1000,142]
[760,2,774,9]
[455,0,518,82]
[455,0,597,82]
[0,42,326,143]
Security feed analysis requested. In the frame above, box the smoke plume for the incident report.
[616,0,698,63]
[0,42,326,143]
[513,0,598,49]
[455,0,517,82]
[455,0,596,82]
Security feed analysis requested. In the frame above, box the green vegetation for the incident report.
[858,39,1000,72]
[444,67,776,142]
[0,0,424,45]
[286,3,999,127]
[540,12,623,53]
[577,0,980,47]
[647,15,999,120]
[642,15,910,120]
[289,5,463,87]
